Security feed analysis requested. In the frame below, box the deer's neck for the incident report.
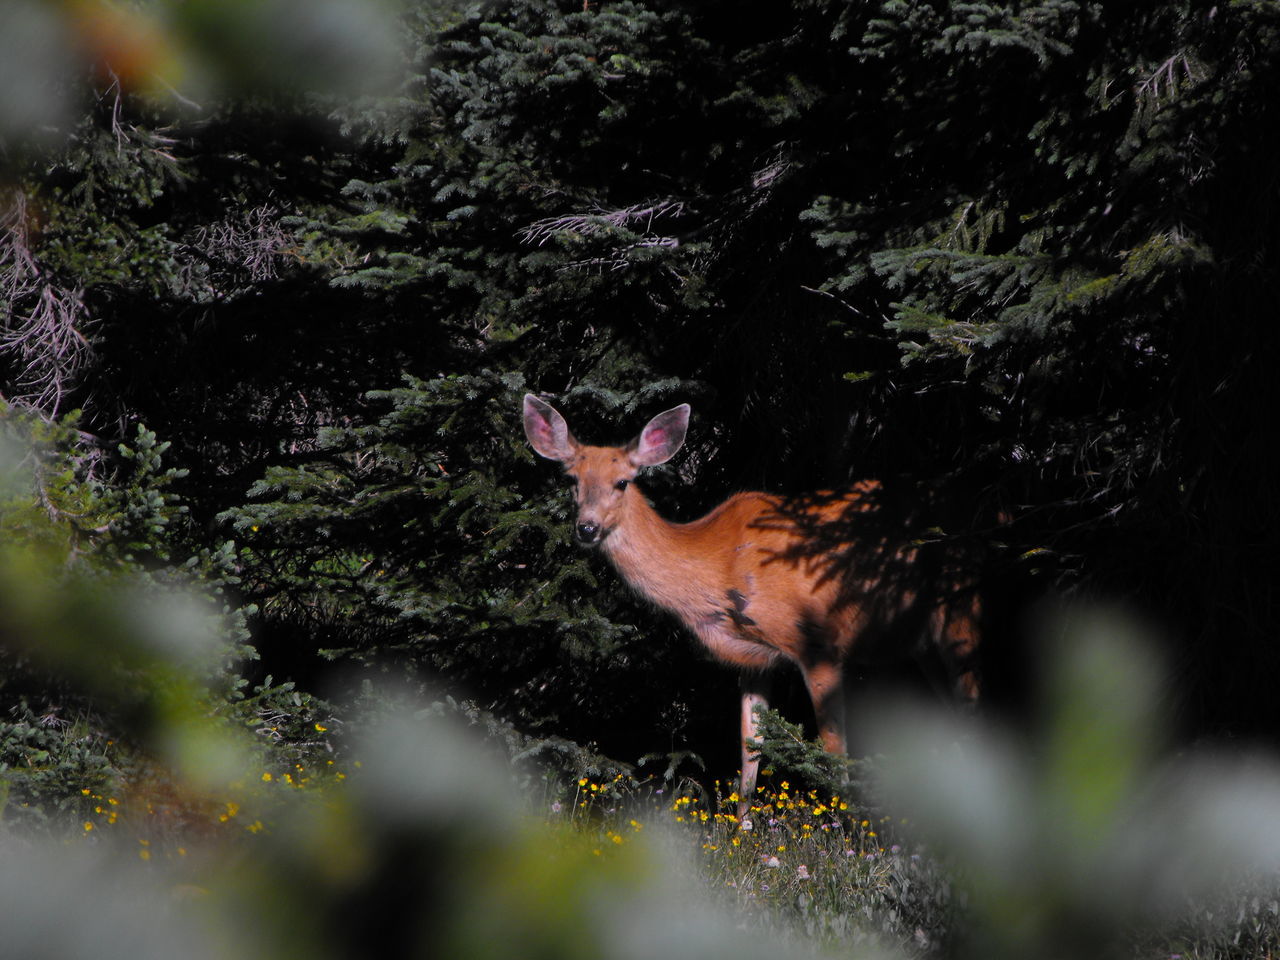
[602,488,712,621]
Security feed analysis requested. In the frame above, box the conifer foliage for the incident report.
[4,0,1280,777]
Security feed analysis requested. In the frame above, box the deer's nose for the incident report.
[575,521,602,545]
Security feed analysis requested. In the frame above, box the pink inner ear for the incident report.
[646,427,668,445]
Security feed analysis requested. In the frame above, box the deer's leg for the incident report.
[737,672,771,821]
[795,614,848,757]
[691,616,781,822]
[932,591,982,704]
[799,660,847,756]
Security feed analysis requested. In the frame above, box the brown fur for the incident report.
[523,395,980,816]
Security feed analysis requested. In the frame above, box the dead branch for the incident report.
[1,192,94,417]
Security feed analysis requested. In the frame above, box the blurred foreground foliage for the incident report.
[0,0,400,141]
[6,412,1280,959]
[870,609,1280,960]
[6,1,1280,955]
[5,0,1279,775]
[0,404,329,826]
[0,422,827,960]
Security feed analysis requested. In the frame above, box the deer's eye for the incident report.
[614,479,629,491]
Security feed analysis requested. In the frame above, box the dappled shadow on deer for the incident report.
[524,393,984,814]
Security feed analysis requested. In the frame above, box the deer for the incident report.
[522,393,981,818]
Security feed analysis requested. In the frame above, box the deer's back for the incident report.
[686,485,881,663]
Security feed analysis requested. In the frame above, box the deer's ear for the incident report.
[523,394,577,461]
[631,404,690,466]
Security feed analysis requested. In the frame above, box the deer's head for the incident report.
[522,394,689,546]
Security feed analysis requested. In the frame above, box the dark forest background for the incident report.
[4,0,1280,793]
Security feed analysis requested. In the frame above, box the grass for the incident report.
[8,623,1280,960]
[548,761,1280,960]
[553,771,956,956]
[7,704,1280,960]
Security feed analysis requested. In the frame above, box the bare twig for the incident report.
[189,204,291,285]
[1,191,94,417]
[519,199,686,273]
[520,199,685,246]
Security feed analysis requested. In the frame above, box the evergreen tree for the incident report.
[7,0,1280,771]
